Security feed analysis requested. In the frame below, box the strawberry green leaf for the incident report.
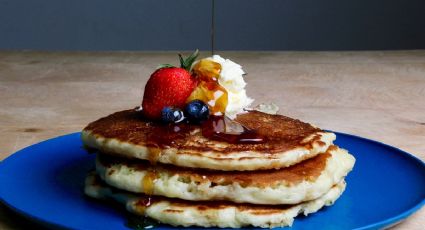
[179,49,199,71]
[156,64,175,69]
[178,54,185,69]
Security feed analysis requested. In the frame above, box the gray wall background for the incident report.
[1,0,424,51]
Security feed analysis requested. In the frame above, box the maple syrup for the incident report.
[142,170,157,195]
[147,146,161,164]
[133,196,154,214]
[192,59,221,81]
[145,123,193,163]
[201,116,266,144]
[144,114,265,147]
[187,59,228,115]
[146,123,192,146]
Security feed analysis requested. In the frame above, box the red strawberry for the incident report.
[142,50,199,120]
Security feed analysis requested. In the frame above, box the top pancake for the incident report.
[82,109,335,171]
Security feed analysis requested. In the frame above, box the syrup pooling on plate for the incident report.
[202,116,266,144]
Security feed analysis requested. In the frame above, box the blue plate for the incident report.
[0,132,424,230]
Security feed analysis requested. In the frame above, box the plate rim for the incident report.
[332,131,425,230]
[1,131,424,230]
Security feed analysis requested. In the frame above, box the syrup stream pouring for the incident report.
[211,0,215,55]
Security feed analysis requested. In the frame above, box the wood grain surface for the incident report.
[0,51,424,229]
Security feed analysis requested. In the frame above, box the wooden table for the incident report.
[0,51,424,229]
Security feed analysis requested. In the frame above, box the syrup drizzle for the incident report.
[201,116,266,144]
[143,115,265,147]
[188,59,228,115]
[133,196,154,215]
[145,122,193,163]
[142,170,157,195]
[139,170,157,218]
[197,81,228,115]
[146,123,192,146]
[142,114,265,167]
[147,146,161,165]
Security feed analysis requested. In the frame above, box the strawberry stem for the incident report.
[179,49,199,71]
[157,64,175,69]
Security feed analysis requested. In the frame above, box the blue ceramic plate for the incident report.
[0,132,424,230]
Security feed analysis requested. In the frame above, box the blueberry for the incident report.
[184,100,210,123]
[161,107,185,123]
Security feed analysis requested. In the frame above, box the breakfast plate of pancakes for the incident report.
[1,53,424,229]
[0,122,424,229]
[81,109,354,228]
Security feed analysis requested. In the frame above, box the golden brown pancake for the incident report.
[99,151,329,187]
[96,145,355,204]
[82,109,336,170]
[85,172,347,228]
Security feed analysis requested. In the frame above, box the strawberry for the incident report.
[142,50,199,120]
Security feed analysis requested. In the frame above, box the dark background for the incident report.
[1,0,424,51]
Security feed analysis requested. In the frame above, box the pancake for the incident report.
[85,173,346,228]
[82,109,335,171]
[96,145,354,205]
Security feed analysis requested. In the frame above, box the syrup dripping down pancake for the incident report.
[85,173,347,228]
[96,145,354,205]
[82,109,336,171]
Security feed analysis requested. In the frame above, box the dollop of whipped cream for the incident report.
[203,55,254,118]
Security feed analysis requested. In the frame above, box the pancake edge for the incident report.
[82,130,335,171]
[85,173,347,228]
[96,146,355,205]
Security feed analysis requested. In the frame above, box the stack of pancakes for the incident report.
[82,109,355,228]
